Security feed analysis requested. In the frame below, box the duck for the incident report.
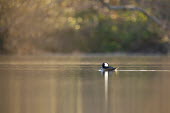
[101,62,118,71]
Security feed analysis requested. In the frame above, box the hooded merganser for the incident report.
[101,62,118,71]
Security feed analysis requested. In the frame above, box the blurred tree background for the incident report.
[0,0,169,55]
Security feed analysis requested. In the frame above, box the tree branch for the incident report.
[98,0,162,27]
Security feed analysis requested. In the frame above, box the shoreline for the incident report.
[0,52,169,57]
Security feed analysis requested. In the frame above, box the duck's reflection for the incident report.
[104,71,109,103]
[101,71,114,100]
[101,71,116,113]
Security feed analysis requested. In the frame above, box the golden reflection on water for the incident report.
[0,56,170,113]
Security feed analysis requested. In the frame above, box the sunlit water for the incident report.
[0,55,170,113]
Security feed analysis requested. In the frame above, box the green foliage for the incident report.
[65,9,168,53]
[0,0,169,54]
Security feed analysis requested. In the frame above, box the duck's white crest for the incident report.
[104,63,109,67]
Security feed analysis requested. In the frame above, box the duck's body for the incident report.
[101,63,118,71]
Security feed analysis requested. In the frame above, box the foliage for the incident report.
[58,8,168,53]
[0,0,169,54]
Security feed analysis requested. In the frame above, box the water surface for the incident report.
[0,56,170,113]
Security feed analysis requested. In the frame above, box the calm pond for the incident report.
[0,55,170,113]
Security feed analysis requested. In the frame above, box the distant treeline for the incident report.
[0,0,169,55]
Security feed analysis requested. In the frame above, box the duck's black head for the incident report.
[102,62,109,68]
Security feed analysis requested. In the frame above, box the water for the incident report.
[0,55,170,113]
